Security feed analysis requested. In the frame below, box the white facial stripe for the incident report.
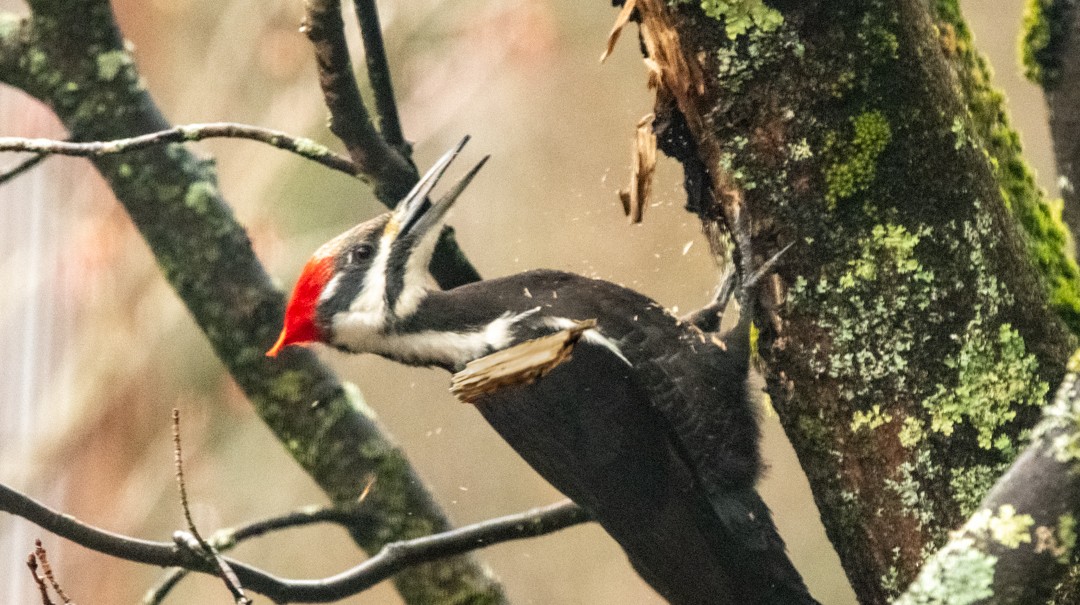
[543,317,631,366]
[349,231,393,321]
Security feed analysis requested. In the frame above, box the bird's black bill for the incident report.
[395,138,489,242]
[405,155,490,239]
[396,135,470,237]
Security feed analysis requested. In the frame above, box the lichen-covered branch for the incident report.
[614,0,1079,602]
[0,480,588,604]
[897,353,1080,604]
[1021,0,1080,253]
[0,4,504,604]
[0,124,356,175]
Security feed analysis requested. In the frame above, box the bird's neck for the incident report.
[333,283,537,371]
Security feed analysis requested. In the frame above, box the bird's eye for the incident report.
[346,244,374,265]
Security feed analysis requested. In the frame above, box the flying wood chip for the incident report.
[450,319,598,403]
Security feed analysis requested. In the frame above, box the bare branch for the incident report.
[0,480,590,603]
[171,410,250,605]
[303,0,416,203]
[0,152,49,185]
[33,540,73,604]
[0,124,356,176]
[353,0,406,150]
[144,504,370,604]
[26,551,57,605]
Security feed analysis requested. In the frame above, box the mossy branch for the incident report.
[1022,0,1080,258]
[0,2,504,603]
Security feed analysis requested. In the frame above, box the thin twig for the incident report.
[0,480,590,603]
[144,504,370,604]
[26,551,56,605]
[172,409,251,605]
[304,0,416,203]
[0,123,356,176]
[353,0,406,150]
[0,152,49,185]
[34,540,73,604]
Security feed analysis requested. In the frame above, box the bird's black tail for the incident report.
[707,487,821,605]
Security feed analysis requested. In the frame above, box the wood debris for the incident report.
[600,0,636,63]
[620,113,658,223]
[604,0,708,225]
[451,320,597,403]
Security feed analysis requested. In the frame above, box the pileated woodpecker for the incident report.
[268,138,818,605]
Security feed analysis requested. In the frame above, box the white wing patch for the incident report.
[542,317,631,366]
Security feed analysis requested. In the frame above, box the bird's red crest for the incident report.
[267,254,335,357]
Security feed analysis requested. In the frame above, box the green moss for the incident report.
[1035,378,1080,466]
[183,180,219,214]
[851,404,893,432]
[881,560,902,596]
[1020,0,1076,88]
[894,538,996,605]
[885,449,938,528]
[691,0,784,39]
[268,370,308,402]
[924,323,1047,450]
[293,137,331,157]
[825,110,892,207]
[95,50,131,81]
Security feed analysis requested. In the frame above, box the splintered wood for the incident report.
[603,0,702,224]
[619,113,658,224]
[450,319,597,404]
[599,0,636,63]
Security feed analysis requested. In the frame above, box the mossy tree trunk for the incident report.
[622,0,1080,602]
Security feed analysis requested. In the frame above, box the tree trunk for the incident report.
[621,0,1080,601]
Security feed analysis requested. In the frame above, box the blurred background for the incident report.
[0,1,1056,603]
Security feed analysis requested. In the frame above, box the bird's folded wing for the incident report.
[450,319,597,403]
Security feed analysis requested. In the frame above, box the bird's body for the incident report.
[268,139,818,604]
